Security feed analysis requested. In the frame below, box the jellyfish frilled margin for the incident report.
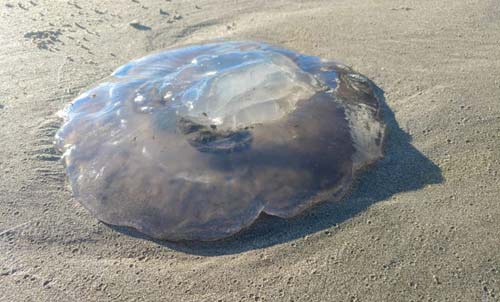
[55,42,385,241]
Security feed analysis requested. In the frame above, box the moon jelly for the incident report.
[55,41,385,241]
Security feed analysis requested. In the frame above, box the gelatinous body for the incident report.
[55,42,385,241]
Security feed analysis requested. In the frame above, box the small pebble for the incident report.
[129,20,151,30]
[432,275,441,284]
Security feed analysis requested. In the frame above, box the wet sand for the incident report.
[0,0,499,301]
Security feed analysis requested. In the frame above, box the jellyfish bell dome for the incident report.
[55,41,385,241]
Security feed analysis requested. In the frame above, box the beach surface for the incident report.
[1,0,499,301]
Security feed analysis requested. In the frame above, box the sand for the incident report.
[0,0,499,301]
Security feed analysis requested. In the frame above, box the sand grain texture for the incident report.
[0,0,499,301]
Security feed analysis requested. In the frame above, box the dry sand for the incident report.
[1,0,499,301]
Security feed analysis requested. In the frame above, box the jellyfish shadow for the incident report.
[110,86,443,255]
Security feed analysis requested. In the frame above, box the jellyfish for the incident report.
[55,41,385,241]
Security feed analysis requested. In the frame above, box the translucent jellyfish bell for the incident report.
[55,41,385,241]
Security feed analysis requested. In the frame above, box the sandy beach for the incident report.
[1,0,499,301]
